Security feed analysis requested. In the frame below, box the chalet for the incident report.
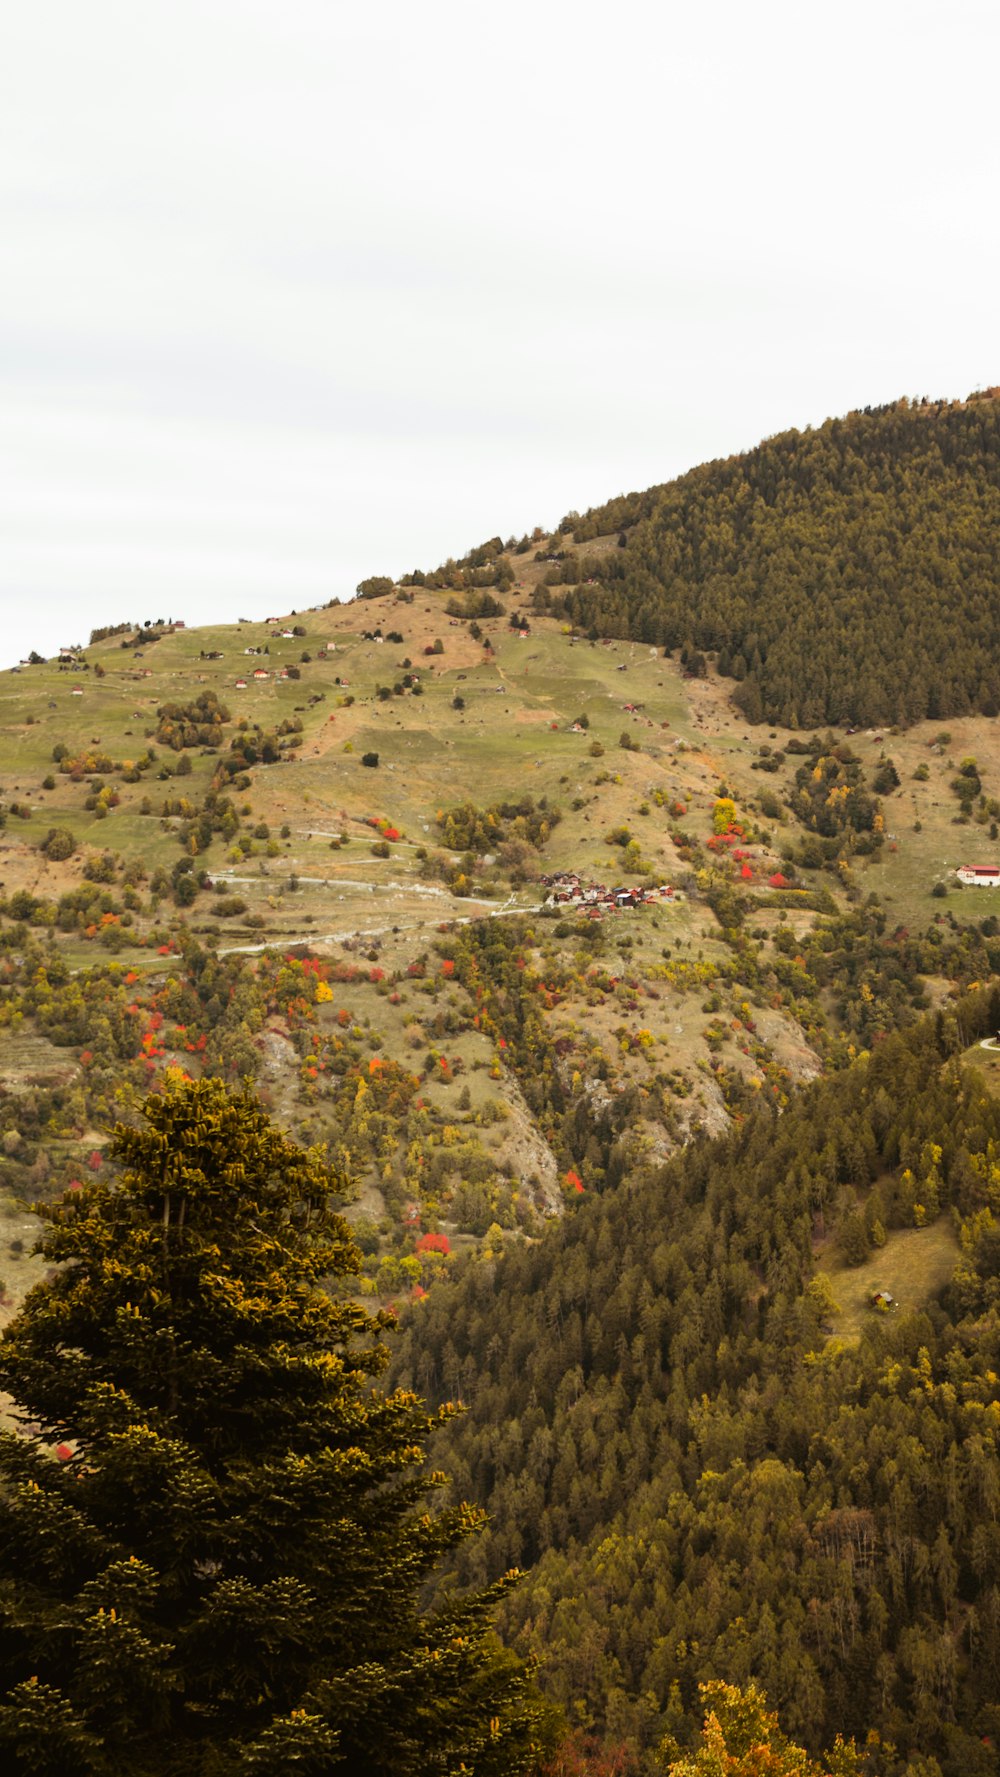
[71,685,83,696]
[957,865,1000,887]
[281,629,295,639]
[871,1290,894,1310]
[235,677,248,690]
[253,668,269,681]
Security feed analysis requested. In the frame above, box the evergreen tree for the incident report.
[0,1077,542,1775]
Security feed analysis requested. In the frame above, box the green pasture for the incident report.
[817,1218,959,1340]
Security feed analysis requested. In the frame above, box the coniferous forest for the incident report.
[393,985,1000,1774]
[547,395,1000,727]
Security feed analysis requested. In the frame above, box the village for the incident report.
[540,870,683,914]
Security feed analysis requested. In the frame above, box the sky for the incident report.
[1,0,998,668]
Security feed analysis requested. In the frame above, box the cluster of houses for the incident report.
[541,871,681,913]
[234,667,295,689]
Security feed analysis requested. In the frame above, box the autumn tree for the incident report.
[661,1682,861,1776]
[0,1077,543,1774]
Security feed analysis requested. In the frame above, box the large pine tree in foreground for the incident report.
[0,1077,542,1774]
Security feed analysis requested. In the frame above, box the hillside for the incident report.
[5,540,1000,1302]
[546,392,1000,728]
[393,994,1000,1773]
[3,396,1000,1770]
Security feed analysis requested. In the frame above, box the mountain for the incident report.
[2,390,1000,1771]
[545,392,1000,728]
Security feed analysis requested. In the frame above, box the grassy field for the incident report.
[958,1038,1000,1098]
[5,566,993,937]
[818,1218,960,1340]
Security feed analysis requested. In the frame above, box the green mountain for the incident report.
[546,392,1000,728]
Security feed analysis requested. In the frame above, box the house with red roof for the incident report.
[957,864,1000,887]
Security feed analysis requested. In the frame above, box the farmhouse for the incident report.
[956,864,1000,887]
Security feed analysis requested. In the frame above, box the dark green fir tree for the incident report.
[0,1077,544,1775]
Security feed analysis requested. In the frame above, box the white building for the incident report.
[956,864,1000,887]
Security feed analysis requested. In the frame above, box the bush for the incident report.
[38,827,76,861]
[361,752,380,768]
[82,852,118,884]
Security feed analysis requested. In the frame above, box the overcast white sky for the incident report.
[1,0,997,667]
